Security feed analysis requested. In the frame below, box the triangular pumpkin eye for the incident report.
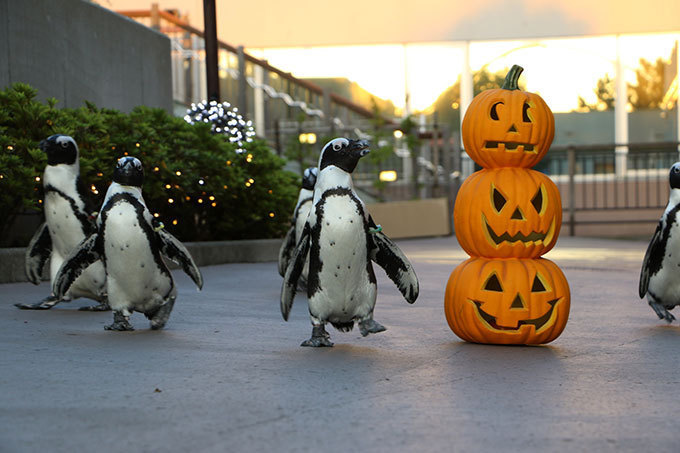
[531,186,544,213]
[484,274,503,292]
[531,275,547,292]
[493,188,506,212]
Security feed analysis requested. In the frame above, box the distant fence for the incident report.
[540,142,680,235]
[117,7,382,152]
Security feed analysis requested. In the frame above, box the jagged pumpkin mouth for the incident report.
[470,298,561,332]
[483,215,555,247]
[484,141,536,153]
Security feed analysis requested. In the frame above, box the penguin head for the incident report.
[670,163,680,190]
[302,167,318,190]
[40,134,79,166]
[113,156,144,187]
[318,138,370,174]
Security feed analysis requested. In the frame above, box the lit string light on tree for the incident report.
[183,100,256,154]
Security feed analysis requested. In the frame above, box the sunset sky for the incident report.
[104,0,680,112]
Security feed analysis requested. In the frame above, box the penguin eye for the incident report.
[332,143,342,151]
[674,166,680,174]
[61,142,69,148]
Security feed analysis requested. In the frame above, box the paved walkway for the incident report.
[1,236,678,452]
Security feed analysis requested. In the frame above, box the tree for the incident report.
[428,67,524,130]
[578,57,672,111]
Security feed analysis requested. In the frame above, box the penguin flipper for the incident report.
[368,227,419,304]
[53,233,102,299]
[280,224,310,321]
[25,222,52,285]
[639,220,663,298]
[157,228,203,290]
[278,225,297,277]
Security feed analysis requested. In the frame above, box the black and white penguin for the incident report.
[281,138,419,347]
[639,162,680,323]
[53,157,203,331]
[17,134,108,310]
[278,166,318,287]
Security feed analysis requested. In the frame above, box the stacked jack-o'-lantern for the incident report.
[445,65,570,345]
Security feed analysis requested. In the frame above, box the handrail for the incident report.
[116,9,375,119]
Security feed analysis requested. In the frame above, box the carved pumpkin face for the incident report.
[445,257,570,344]
[454,168,562,258]
[462,65,554,169]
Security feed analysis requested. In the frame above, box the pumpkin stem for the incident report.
[501,65,524,90]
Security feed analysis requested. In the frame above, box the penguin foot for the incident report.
[649,301,676,323]
[15,294,61,310]
[358,319,387,337]
[105,312,134,331]
[301,325,333,347]
[78,302,111,312]
[149,297,176,330]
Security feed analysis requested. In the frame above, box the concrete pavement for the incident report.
[1,236,678,452]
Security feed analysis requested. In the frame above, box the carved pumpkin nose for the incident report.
[508,124,518,133]
[510,294,525,309]
[511,207,525,220]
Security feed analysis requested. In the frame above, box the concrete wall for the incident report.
[0,0,172,112]
[367,198,452,239]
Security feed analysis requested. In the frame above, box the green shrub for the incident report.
[0,83,299,244]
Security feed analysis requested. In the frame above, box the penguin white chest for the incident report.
[311,195,375,321]
[45,192,87,255]
[103,203,171,306]
[652,220,680,301]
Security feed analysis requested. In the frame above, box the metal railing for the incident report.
[540,142,680,234]
[117,7,383,151]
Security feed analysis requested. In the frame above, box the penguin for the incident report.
[52,157,203,331]
[278,166,318,288]
[280,138,419,347]
[639,161,680,323]
[17,134,108,311]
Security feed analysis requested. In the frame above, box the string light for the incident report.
[0,174,4,179]
[209,195,215,201]
[35,176,41,182]
[153,213,160,217]
[198,198,204,204]
[135,143,140,148]
[165,184,171,189]
[211,202,217,207]
[96,172,103,177]
[7,145,13,151]
[172,219,178,225]
[184,100,256,153]
[223,185,228,189]
[226,160,232,166]
[269,212,275,218]
[185,196,191,201]
[153,166,160,172]
[168,198,174,204]
[175,171,182,176]
[198,179,205,185]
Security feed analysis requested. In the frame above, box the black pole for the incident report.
[203,0,219,102]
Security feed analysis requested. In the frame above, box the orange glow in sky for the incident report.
[252,33,679,113]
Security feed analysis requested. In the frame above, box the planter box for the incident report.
[367,198,452,239]
[0,239,283,284]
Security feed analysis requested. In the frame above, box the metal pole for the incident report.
[202,0,220,102]
[568,147,576,236]
[237,46,247,117]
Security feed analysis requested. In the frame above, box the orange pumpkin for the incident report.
[454,168,562,258]
[462,65,554,169]
[445,257,570,344]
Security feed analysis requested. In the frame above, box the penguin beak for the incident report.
[348,139,370,158]
[39,139,49,152]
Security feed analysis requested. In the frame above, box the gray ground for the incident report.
[1,236,678,453]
